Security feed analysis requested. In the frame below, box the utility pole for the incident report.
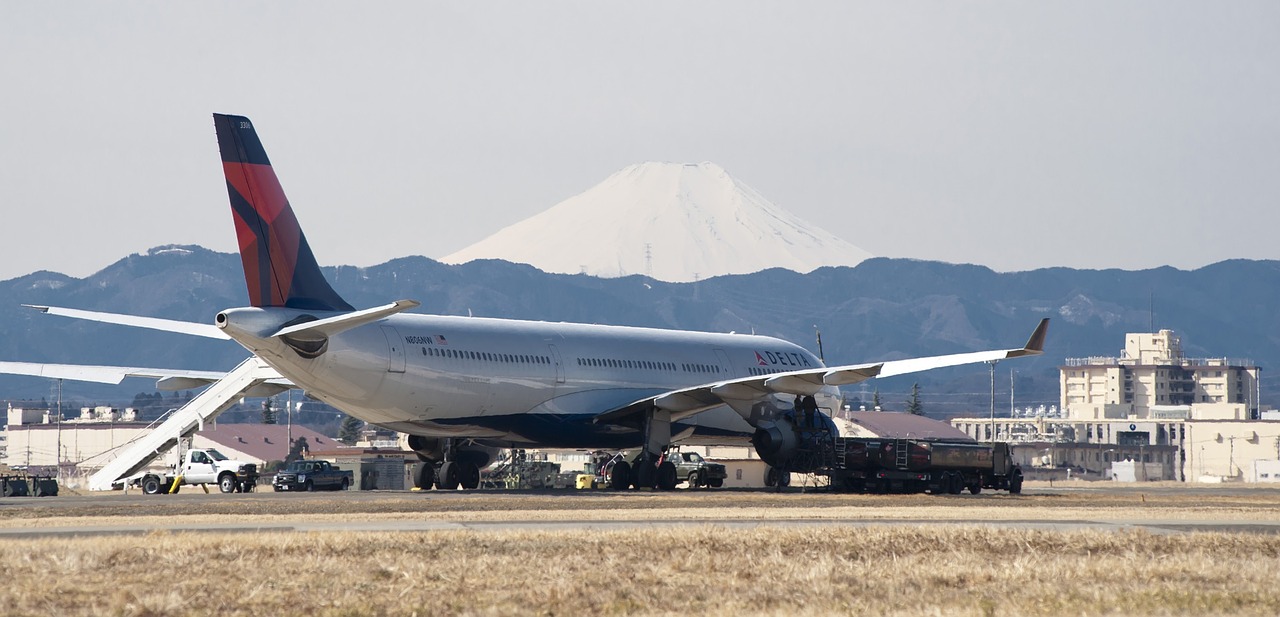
[988,360,999,442]
[55,378,63,474]
[1010,369,1016,417]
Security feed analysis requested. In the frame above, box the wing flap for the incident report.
[0,361,229,385]
[0,360,290,390]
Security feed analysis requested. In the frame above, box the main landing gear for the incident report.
[606,407,680,491]
[414,459,482,490]
[411,437,484,490]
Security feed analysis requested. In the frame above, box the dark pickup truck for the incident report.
[272,460,353,492]
[671,451,727,488]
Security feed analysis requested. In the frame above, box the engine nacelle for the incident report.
[751,420,799,468]
[751,413,840,472]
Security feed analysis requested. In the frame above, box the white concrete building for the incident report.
[951,329,1277,482]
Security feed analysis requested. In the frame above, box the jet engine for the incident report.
[751,412,839,473]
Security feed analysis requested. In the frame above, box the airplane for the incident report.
[1,113,1048,491]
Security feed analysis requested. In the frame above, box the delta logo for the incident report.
[754,350,813,368]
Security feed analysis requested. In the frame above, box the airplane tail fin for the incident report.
[213,114,353,312]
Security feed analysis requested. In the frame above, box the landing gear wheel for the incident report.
[415,463,436,490]
[460,462,481,490]
[686,471,700,489]
[219,474,238,494]
[765,466,779,487]
[777,470,791,488]
[438,462,461,490]
[141,477,162,495]
[633,460,656,489]
[608,461,631,490]
[656,461,678,490]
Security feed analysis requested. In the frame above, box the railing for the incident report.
[1065,356,1254,368]
[76,407,180,469]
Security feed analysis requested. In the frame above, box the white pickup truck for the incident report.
[126,448,260,495]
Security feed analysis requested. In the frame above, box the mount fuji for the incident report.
[440,162,873,282]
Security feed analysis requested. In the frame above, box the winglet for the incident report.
[1008,318,1050,358]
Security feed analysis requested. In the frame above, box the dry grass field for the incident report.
[2,526,1279,616]
[2,487,1280,615]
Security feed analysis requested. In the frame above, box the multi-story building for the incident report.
[952,329,1275,482]
[1061,330,1259,418]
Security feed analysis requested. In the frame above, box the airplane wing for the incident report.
[594,318,1049,426]
[24,305,231,340]
[0,360,290,391]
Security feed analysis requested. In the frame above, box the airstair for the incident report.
[87,356,281,491]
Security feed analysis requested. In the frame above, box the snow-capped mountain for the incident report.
[440,162,872,282]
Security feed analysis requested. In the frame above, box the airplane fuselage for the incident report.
[219,307,836,450]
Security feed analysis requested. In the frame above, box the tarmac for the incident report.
[2,483,1278,537]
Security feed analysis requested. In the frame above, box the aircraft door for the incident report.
[380,326,407,373]
[548,344,565,384]
[714,349,736,378]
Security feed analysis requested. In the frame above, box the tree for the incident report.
[872,389,882,410]
[339,415,364,445]
[285,437,309,463]
[906,383,924,415]
[261,397,277,424]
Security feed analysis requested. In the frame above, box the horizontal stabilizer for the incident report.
[271,300,421,340]
[24,305,230,340]
[0,361,229,386]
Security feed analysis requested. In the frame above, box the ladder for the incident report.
[86,356,281,491]
[894,439,910,469]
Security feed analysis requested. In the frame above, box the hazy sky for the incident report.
[1,3,1276,281]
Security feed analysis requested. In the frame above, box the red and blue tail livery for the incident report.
[213,114,353,312]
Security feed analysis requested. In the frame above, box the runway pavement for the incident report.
[2,484,1278,537]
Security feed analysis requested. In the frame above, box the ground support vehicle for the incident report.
[823,437,1023,495]
[668,451,727,488]
[596,449,727,490]
[125,448,259,495]
[273,460,353,491]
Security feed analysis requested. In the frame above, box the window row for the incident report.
[577,357,677,372]
[423,346,550,365]
[574,357,723,375]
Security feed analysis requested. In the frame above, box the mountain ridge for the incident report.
[3,246,1276,417]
